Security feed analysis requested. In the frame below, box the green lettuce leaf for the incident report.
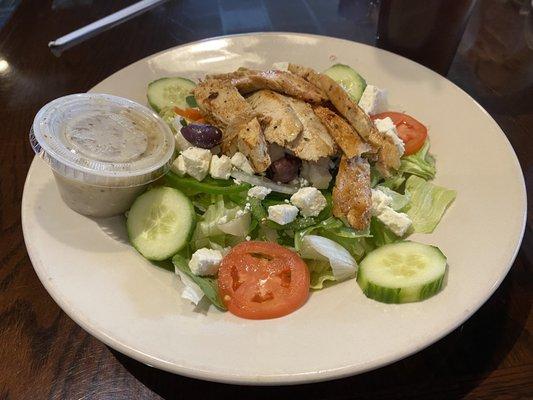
[369,217,401,248]
[306,259,336,289]
[380,173,405,190]
[191,196,249,250]
[172,254,226,310]
[376,185,411,211]
[405,175,456,233]
[295,217,370,262]
[400,140,436,180]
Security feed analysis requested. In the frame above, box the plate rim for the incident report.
[22,32,528,385]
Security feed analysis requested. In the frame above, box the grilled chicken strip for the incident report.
[284,97,337,161]
[289,63,401,177]
[210,69,327,103]
[332,156,372,230]
[194,78,271,172]
[313,106,371,158]
[247,90,303,146]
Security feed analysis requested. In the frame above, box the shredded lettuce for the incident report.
[380,173,405,190]
[405,175,456,233]
[191,196,249,250]
[295,217,370,262]
[376,185,411,211]
[400,140,436,180]
[172,254,226,310]
[306,260,336,289]
[300,235,358,281]
[369,217,400,247]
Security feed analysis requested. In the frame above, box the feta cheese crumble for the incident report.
[374,117,405,156]
[189,248,223,276]
[172,118,193,151]
[371,188,393,216]
[170,154,187,176]
[267,204,299,225]
[377,207,412,237]
[247,186,272,199]
[181,147,211,181]
[358,85,387,115]
[290,187,327,217]
[371,189,412,236]
[231,152,255,174]
[209,154,232,180]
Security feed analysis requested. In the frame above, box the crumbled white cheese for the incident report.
[373,117,395,133]
[374,117,405,156]
[358,85,387,115]
[289,176,310,187]
[231,152,255,174]
[247,186,272,200]
[301,158,332,189]
[290,187,327,217]
[245,235,251,241]
[235,209,248,218]
[209,154,232,180]
[181,147,212,181]
[170,155,187,177]
[377,207,412,237]
[267,204,299,225]
[172,118,193,151]
[189,248,223,276]
[371,188,393,216]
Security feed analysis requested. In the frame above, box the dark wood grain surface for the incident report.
[0,0,531,399]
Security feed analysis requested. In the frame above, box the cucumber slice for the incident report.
[147,77,197,113]
[357,241,447,303]
[127,187,195,261]
[324,64,367,102]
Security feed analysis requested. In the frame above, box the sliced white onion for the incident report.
[174,267,204,305]
[230,170,297,194]
[300,235,357,281]
[217,212,251,236]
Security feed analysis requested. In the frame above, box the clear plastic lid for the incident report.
[30,93,175,187]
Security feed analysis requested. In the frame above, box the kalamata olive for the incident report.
[181,124,222,149]
[267,154,301,183]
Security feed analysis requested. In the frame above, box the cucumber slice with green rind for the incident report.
[357,241,447,303]
[324,63,367,102]
[127,186,195,261]
[147,77,197,113]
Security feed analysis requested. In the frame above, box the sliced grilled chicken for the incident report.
[332,156,372,230]
[289,63,401,177]
[313,106,371,158]
[285,97,337,161]
[211,69,327,103]
[194,78,271,172]
[247,90,303,146]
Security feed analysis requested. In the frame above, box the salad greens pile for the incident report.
[161,139,455,308]
[127,62,458,314]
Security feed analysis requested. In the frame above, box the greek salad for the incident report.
[126,62,456,319]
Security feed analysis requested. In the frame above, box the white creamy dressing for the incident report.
[65,111,149,163]
[31,94,175,217]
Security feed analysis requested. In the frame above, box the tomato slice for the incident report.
[173,106,204,121]
[218,241,310,319]
[372,112,428,155]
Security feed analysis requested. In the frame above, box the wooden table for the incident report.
[0,0,531,398]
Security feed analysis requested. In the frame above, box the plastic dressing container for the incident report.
[30,93,175,217]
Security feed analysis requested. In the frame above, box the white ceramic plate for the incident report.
[22,33,526,385]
